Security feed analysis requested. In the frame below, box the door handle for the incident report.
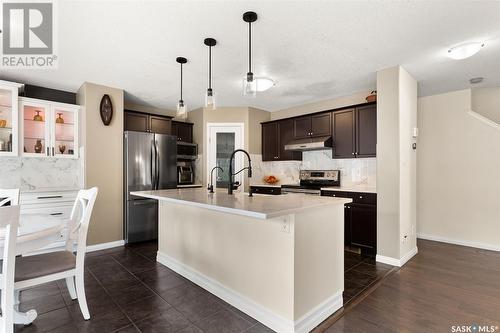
[151,140,156,190]
[37,195,63,199]
[50,212,63,216]
[155,140,160,190]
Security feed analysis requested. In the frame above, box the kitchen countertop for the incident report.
[131,188,351,219]
[321,185,376,193]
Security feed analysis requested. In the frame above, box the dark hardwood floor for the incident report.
[14,239,500,332]
[317,239,500,332]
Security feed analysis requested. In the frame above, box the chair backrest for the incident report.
[0,205,20,331]
[0,189,19,207]
[65,188,98,266]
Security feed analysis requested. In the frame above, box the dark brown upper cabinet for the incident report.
[356,104,377,157]
[293,113,332,139]
[124,110,172,135]
[262,119,302,161]
[333,109,355,158]
[333,105,376,158]
[279,119,302,161]
[172,121,194,142]
[262,122,279,161]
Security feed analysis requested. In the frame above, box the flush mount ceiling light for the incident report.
[447,42,484,60]
[176,57,188,119]
[255,77,275,92]
[204,38,217,110]
[242,11,258,96]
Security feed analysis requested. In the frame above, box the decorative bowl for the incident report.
[263,175,279,184]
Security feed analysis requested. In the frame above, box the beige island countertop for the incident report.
[131,188,351,219]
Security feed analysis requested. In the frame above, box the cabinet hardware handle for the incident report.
[352,152,355,155]
[50,212,63,216]
[37,195,63,199]
[46,147,49,156]
[359,196,363,199]
[52,147,55,156]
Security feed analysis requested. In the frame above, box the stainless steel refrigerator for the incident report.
[124,131,177,243]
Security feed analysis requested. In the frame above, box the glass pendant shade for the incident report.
[205,88,216,109]
[177,100,187,119]
[243,73,257,97]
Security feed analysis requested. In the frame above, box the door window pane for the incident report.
[216,132,235,188]
[23,105,47,155]
[53,108,76,156]
[0,88,13,153]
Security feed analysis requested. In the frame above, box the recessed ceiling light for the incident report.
[255,77,275,92]
[469,77,484,84]
[447,42,484,60]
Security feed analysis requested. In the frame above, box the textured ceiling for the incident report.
[1,1,499,111]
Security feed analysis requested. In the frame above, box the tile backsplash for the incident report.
[251,150,376,186]
[0,157,83,191]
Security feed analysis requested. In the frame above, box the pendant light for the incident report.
[176,57,188,119]
[242,11,258,96]
[204,38,217,109]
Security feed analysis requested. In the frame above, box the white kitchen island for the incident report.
[132,188,351,333]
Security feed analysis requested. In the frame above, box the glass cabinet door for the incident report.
[0,82,20,156]
[51,106,78,158]
[21,100,51,157]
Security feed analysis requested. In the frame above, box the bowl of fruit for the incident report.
[263,175,279,185]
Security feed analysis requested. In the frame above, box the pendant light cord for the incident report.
[248,21,252,73]
[209,46,212,89]
[180,63,183,101]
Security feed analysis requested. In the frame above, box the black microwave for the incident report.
[177,142,198,160]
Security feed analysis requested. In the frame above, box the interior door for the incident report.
[356,105,377,157]
[155,134,177,190]
[207,123,244,189]
[333,109,355,158]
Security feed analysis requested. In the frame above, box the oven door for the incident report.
[178,167,194,184]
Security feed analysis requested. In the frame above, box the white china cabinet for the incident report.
[0,80,22,156]
[20,97,79,158]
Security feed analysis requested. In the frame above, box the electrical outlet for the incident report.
[281,217,290,233]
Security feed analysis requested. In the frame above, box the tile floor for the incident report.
[14,243,392,333]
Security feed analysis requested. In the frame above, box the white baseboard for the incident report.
[417,233,500,252]
[157,252,343,333]
[86,240,125,253]
[376,247,418,267]
[294,291,343,333]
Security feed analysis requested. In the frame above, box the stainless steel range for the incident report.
[281,170,340,195]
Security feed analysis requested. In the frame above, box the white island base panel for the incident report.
[156,200,345,333]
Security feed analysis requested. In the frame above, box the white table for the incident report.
[0,214,66,325]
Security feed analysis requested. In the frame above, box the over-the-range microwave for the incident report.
[177,141,198,160]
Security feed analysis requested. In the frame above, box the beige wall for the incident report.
[248,107,271,154]
[417,89,500,251]
[376,66,418,262]
[77,82,124,245]
[471,86,500,125]
[270,90,372,121]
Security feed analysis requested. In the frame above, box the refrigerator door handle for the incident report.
[151,139,156,190]
[155,140,160,190]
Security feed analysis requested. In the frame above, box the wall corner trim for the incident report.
[467,110,500,130]
[376,247,418,267]
[86,240,125,253]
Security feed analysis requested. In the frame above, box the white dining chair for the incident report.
[0,189,19,206]
[0,205,20,333]
[14,187,98,321]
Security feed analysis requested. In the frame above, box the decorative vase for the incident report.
[366,91,377,103]
[33,110,44,122]
[59,145,66,154]
[34,139,43,153]
[56,113,64,124]
[0,119,6,128]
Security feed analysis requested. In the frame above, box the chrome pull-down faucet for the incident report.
[228,149,252,196]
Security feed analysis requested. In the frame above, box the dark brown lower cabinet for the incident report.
[321,190,377,256]
[250,186,281,195]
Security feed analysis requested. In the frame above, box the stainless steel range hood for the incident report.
[284,136,333,151]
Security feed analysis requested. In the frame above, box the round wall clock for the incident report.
[100,94,113,126]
